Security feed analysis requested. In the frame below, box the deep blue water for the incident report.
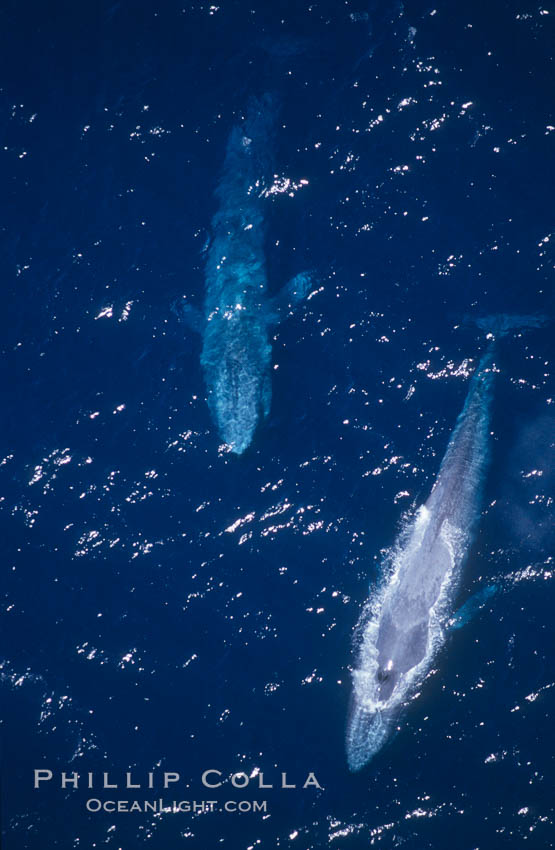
[1,1,554,847]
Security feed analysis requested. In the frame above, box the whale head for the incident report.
[345,693,397,772]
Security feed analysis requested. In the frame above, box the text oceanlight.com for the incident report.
[86,799,268,814]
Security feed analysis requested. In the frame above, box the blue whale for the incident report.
[346,315,545,771]
[178,95,312,454]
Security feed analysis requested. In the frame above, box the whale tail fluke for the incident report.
[473,313,548,340]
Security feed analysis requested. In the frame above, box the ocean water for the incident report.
[1,1,553,848]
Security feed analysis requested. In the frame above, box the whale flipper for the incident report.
[464,313,548,339]
[271,271,313,322]
[447,584,498,631]
[173,299,204,333]
[261,372,272,418]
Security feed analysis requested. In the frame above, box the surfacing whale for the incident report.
[346,315,545,771]
[177,94,312,454]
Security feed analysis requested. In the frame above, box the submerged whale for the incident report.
[178,95,312,454]
[346,315,544,771]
